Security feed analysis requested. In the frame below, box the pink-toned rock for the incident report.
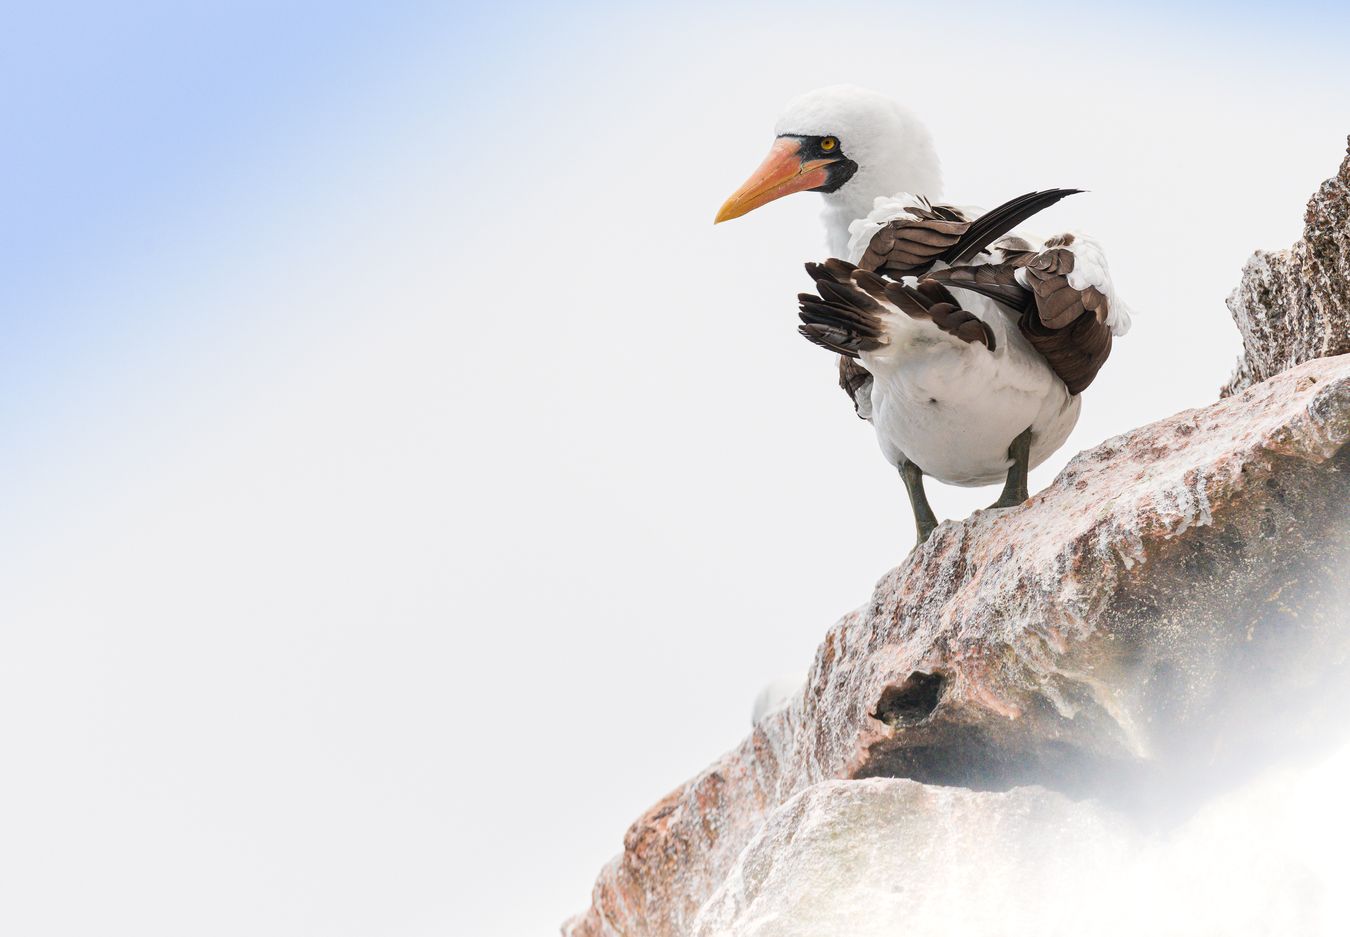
[566,354,1350,937]
[1222,137,1350,396]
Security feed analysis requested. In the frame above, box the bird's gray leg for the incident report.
[899,460,940,544]
[989,426,1033,509]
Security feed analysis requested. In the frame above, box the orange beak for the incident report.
[714,138,840,224]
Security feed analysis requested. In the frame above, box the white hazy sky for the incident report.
[2,3,1349,935]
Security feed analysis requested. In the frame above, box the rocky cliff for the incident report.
[565,140,1350,937]
[1222,138,1350,395]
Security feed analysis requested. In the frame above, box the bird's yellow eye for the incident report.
[820,137,838,151]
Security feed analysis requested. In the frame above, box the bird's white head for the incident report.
[715,85,943,255]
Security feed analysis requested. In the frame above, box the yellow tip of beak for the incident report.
[714,137,836,227]
[713,199,744,225]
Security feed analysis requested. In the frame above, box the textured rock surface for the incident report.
[1222,138,1350,396]
[692,765,1350,937]
[566,355,1350,937]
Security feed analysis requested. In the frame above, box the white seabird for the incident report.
[715,85,1132,543]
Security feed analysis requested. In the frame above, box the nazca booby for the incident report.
[715,85,1131,544]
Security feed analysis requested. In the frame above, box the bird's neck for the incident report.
[819,122,943,258]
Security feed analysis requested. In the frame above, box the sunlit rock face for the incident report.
[1223,138,1350,396]
[565,147,1350,937]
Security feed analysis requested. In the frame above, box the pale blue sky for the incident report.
[2,3,1349,935]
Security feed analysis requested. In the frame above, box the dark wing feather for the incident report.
[881,279,996,351]
[797,261,886,358]
[945,189,1082,265]
[924,263,1031,311]
[858,206,970,279]
[837,356,873,419]
[1016,247,1114,394]
[797,260,998,361]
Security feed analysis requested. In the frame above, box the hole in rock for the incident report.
[872,671,947,727]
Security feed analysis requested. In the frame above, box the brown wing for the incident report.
[858,201,972,279]
[800,259,998,358]
[926,243,1114,395]
[857,190,1082,280]
[1016,245,1113,395]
